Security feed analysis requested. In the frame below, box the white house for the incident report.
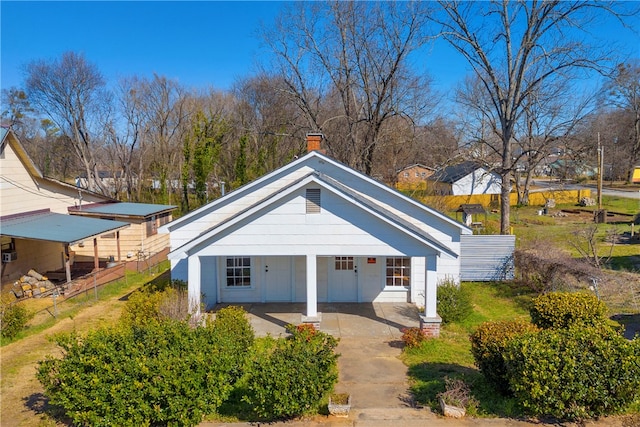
[429,161,502,196]
[161,135,472,336]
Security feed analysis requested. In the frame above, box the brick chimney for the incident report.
[306,132,324,153]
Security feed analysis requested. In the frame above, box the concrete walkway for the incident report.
[202,303,628,427]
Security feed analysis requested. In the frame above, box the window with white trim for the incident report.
[226,257,252,287]
[335,256,354,270]
[386,257,410,287]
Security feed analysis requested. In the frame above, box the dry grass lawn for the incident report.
[0,270,166,427]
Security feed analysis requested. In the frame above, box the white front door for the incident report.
[265,256,292,301]
[329,256,358,302]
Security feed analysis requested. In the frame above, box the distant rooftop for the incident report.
[70,202,176,218]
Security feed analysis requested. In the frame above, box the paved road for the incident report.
[533,179,640,200]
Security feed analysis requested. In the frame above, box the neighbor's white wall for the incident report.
[451,169,501,196]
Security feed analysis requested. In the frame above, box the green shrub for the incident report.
[470,320,539,394]
[437,280,473,324]
[1,302,32,340]
[212,306,255,382]
[37,317,249,427]
[402,327,428,348]
[530,291,608,330]
[504,326,640,420]
[243,324,339,420]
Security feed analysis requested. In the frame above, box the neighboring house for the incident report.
[429,161,502,196]
[75,170,129,194]
[548,158,596,180]
[396,164,435,185]
[68,202,175,263]
[0,127,175,284]
[161,135,474,336]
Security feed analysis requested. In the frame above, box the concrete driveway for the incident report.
[212,303,439,423]
[203,303,629,426]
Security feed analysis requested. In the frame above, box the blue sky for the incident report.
[1,1,639,97]
[1,1,285,91]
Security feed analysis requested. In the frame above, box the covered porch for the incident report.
[209,302,421,338]
[184,253,444,337]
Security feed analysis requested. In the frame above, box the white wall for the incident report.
[451,169,502,196]
[192,187,441,258]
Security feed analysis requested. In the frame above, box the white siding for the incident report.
[451,169,501,196]
[460,235,515,281]
[193,188,440,258]
[165,154,467,257]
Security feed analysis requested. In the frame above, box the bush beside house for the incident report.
[37,289,340,426]
[470,291,640,421]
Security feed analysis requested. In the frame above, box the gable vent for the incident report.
[306,188,321,213]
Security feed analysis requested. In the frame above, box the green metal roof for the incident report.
[74,202,176,218]
[0,212,130,244]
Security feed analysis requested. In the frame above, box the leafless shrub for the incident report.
[158,288,190,323]
[567,225,615,269]
[515,237,599,293]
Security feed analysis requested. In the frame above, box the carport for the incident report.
[0,209,129,283]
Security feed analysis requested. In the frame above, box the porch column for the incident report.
[64,244,72,283]
[93,238,99,271]
[116,231,121,262]
[187,255,202,315]
[425,268,438,318]
[420,255,442,338]
[303,253,320,323]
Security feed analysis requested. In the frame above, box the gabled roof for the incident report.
[1,126,114,201]
[456,204,486,215]
[163,150,468,235]
[430,161,498,184]
[1,126,43,178]
[396,163,435,173]
[169,171,459,259]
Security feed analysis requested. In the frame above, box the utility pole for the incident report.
[597,133,603,210]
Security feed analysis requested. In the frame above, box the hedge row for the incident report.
[38,291,340,426]
[470,291,640,421]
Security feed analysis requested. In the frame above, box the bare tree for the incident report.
[437,1,633,234]
[263,1,436,175]
[603,60,640,183]
[134,74,190,204]
[233,73,307,174]
[513,81,594,204]
[24,51,111,194]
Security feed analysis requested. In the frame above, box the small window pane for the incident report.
[226,257,251,287]
[335,256,354,271]
[385,257,410,287]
